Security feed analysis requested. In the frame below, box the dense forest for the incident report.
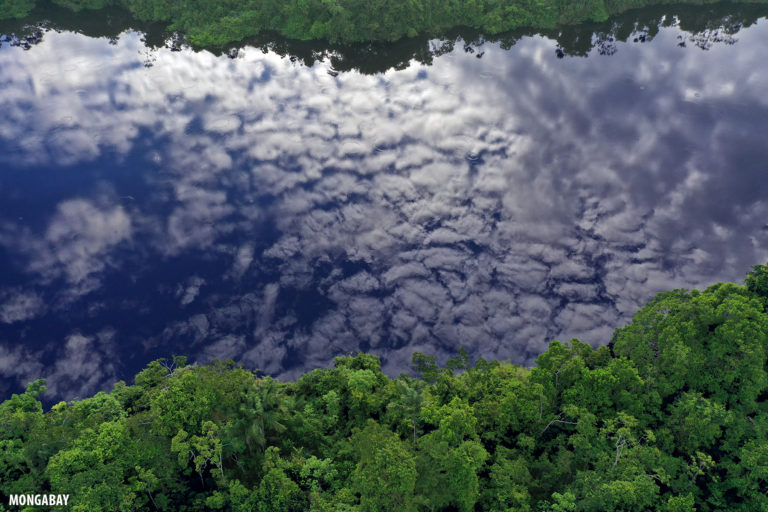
[2,263,768,510]
[2,0,768,45]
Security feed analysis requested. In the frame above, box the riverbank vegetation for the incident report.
[2,0,768,45]
[2,263,768,510]
[2,2,766,74]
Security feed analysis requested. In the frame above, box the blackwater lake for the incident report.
[1,5,768,399]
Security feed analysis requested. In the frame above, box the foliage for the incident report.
[3,0,767,43]
[2,264,768,510]
[0,0,34,19]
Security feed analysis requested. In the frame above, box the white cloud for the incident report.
[19,200,132,296]
[177,276,206,306]
[0,290,46,324]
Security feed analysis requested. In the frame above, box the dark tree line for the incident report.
[2,0,767,46]
[3,1,767,75]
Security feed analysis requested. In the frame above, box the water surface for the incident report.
[1,8,768,399]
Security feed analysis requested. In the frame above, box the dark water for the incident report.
[1,6,768,401]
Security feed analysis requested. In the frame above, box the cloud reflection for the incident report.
[1,23,768,398]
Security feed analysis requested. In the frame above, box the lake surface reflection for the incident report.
[1,13,768,399]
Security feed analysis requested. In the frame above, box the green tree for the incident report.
[350,420,417,511]
[0,0,34,19]
[255,447,307,512]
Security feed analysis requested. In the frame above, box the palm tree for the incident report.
[253,377,289,451]
[387,379,425,444]
[225,376,289,478]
